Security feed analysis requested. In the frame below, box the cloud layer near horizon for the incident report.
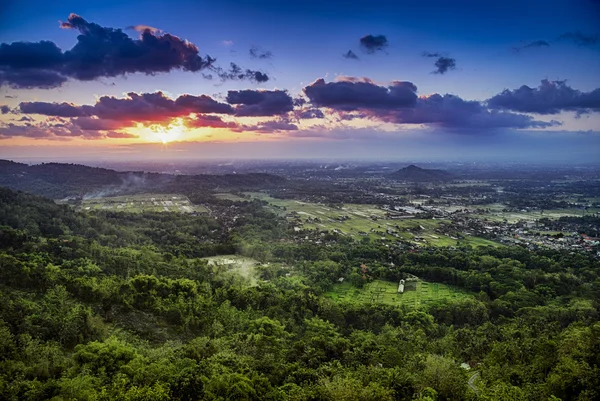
[3,77,593,140]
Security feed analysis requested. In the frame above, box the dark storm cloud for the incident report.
[213,63,270,83]
[1,105,9,114]
[374,94,559,129]
[433,57,456,74]
[19,92,234,123]
[226,89,294,116]
[557,31,599,47]
[512,40,550,52]
[303,78,418,111]
[359,35,388,53]
[487,80,600,114]
[0,14,273,88]
[343,50,359,60]
[249,46,273,60]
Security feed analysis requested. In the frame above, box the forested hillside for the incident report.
[0,187,599,400]
[0,160,286,199]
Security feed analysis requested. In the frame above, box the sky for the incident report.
[0,0,599,162]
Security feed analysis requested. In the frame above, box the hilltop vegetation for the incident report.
[388,165,454,182]
[0,185,599,400]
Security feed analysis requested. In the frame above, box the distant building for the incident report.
[398,276,419,293]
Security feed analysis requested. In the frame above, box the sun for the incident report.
[149,119,185,144]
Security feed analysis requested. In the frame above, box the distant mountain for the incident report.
[388,165,453,182]
[0,160,286,199]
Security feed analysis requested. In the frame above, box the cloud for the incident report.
[1,105,9,114]
[301,77,557,130]
[359,34,388,53]
[249,46,273,60]
[0,14,224,89]
[126,25,162,34]
[0,119,138,140]
[234,119,298,133]
[422,51,442,58]
[303,77,418,111]
[512,40,550,52]
[221,40,234,46]
[487,79,600,114]
[226,89,294,116]
[343,50,359,60]
[0,69,68,89]
[71,117,136,131]
[296,108,325,119]
[373,94,560,129]
[433,57,456,74]
[59,13,215,80]
[185,114,237,129]
[19,101,88,117]
[19,92,234,128]
[557,31,599,47]
[212,62,270,83]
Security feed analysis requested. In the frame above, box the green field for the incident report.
[201,255,261,285]
[248,192,498,247]
[471,204,597,223]
[214,192,249,201]
[79,193,208,213]
[327,279,472,309]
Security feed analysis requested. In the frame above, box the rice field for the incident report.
[326,279,472,309]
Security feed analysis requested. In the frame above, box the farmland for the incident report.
[248,192,499,247]
[79,193,209,213]
[326,279,473,309]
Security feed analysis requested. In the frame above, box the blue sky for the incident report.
[0,0,599,161]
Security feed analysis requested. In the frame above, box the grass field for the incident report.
[248,192,498,247]
[471,203,597,223]
[201,255,260,285]
[79,193,208,213]
[214,193,249,201]
[326,279,472,309]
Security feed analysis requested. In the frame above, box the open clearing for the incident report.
[79,193,208,213]
[214,193,249,201]
[327,279,472,309]
[201,255,260,285]
[471,203,598,223]
[248,192,498,247]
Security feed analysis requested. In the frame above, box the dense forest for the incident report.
[1,186,599,400]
